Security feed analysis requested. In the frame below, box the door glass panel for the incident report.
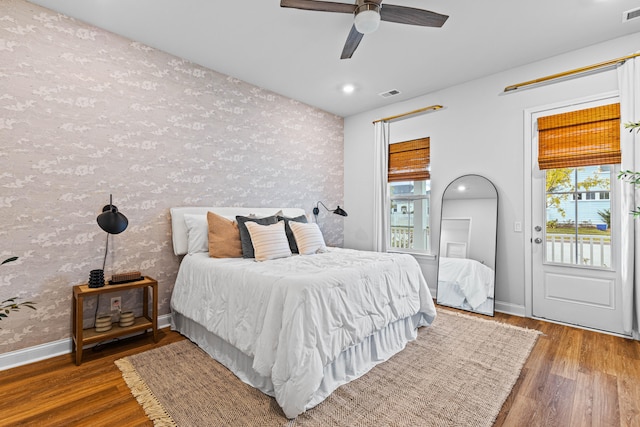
[545,166,612,268]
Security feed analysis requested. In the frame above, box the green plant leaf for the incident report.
[1,256,18,265]
[624,121,640,132]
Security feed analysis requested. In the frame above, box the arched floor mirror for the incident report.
[436,174,498,316]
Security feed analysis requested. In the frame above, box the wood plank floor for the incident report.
[1,311,639,426]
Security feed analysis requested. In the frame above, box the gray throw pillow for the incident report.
[236,214,279,258]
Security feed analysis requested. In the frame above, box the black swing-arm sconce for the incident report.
[313,201,348,221]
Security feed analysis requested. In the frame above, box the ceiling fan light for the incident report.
[354,9,380,34]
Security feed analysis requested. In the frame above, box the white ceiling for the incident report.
[28,0,640,117]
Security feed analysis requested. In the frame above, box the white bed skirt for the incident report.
[171,311,424,415]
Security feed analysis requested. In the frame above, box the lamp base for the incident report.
[88,269,105,288]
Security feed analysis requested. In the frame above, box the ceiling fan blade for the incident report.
[341,25,364,59]
[380,4,449,27]
[280,0,355,14]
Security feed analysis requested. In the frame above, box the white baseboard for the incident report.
[433,295,526,318]
[495,300,526,317]
[1,303,528,371]
[0,313,173,371]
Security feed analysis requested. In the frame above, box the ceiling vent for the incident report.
[622,7,640,22]
[379,89,401,98]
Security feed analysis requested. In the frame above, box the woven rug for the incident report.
[116,309,540,426]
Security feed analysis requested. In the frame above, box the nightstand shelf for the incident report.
[72,276,158,365]
[80,316,153,344]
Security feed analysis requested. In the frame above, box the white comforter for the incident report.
[170,247,436,418]
[438,257,494,309]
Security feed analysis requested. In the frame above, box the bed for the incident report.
[436,256,495,312]
[169,207,437,418]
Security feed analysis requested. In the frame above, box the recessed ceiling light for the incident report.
[342,84,355,94]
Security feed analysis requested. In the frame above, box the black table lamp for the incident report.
[313,201,348,221]
[89,194,128,288]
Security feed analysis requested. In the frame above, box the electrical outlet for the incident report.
[110,296,122,311]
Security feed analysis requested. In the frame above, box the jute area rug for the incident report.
[116,309,540,426]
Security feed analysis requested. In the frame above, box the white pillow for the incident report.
[244,221,292,261]
[183,214,209,254]
[290,222,327,255]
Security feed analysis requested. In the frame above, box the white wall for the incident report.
[343,32,640,314]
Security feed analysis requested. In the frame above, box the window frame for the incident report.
[386,136,432,254]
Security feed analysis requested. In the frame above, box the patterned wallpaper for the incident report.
[0,0,344,354]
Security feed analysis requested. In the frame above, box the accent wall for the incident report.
[0,0,344,355]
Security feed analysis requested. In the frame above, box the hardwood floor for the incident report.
[1,312,639,426]
[1,330,185,427]
[491,312,640,427]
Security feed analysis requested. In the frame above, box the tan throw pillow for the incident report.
[207,212,243,258]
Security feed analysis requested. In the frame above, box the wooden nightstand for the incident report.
[72,276,158,365]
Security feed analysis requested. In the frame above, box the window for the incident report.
[539,103,619,267]
[388,138,430,252]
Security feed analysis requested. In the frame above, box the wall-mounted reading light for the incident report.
[313,201,348,222]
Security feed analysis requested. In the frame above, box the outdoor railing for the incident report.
[390,226,429,250]
[545,233,611,267]
[390,229,610,266]
[391,226,413,249]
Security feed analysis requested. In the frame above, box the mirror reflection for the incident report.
[436,175,498,316]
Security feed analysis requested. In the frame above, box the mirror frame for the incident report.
[436,174,498,316]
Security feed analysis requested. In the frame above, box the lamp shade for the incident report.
[333,206,348,217]
[313,201,348,217]
[97,195,128,234]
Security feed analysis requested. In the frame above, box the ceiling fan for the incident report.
[280,0,448,59]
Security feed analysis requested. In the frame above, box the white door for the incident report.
[530,97,625,335]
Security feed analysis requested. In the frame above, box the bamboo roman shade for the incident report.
[537,103,621,170]
[388,137,430,182]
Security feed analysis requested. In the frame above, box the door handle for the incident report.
[534,226,542,232]
[534,237,542,244]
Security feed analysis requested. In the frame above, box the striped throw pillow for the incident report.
[244,221,292,261]
[289,222,327,255]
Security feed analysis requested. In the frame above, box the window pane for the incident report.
[390,180,428,196]
[544,166,611,268]
[389,180,430,251]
